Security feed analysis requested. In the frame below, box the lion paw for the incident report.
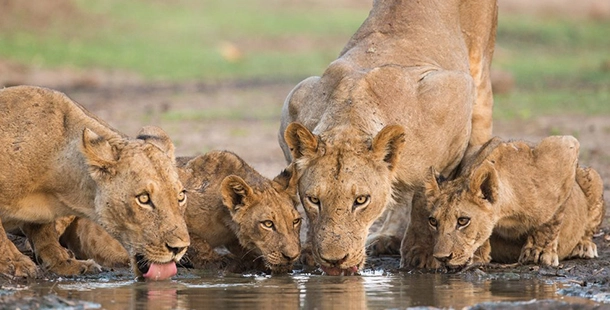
[400,246,441,270]
[1,254,40,278]
[366,233,401,256]
[519,246,559,267]
[45,258,102,275]
[570,240,598,259]
[299,246,317,267]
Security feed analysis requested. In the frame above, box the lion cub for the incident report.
[415,136,604,269]
[59,150,302,273]
[0,86,189,279]
[177,151,302,273]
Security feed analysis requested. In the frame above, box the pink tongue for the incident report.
[143,262,177,281]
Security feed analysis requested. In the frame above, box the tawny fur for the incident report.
[57,216,130,268]
[56,151,302,273]
[0,85,189,277]
[410,136,605,270]
[278,0,498,274]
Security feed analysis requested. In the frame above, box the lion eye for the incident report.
[261,220,275,229]
[178,190,187,204]
[293,218,302,226]
[136,193,151,205]
[307,196,320,205]
[354,195,370,207]
[428,217,438,228]
[457,217,470,227]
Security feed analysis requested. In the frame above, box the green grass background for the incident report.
[0,0,608,119]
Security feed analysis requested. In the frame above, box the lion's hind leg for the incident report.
[570,167,605,259]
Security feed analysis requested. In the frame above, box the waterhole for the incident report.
[0,269,598,309]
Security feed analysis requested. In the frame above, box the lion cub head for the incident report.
[284,122,406,275]
[219,167,302,273]
[423,164,497,269]
[81,126,189,280]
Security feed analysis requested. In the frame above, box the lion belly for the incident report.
[1,194,70,226]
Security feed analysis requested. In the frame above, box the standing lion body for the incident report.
[279,0,498,274]
[0,85,189,279]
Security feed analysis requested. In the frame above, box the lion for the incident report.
[407,136,605,270]
[56,150,302,274]
[0,85,189,280]
[178,151,302,273]
[278,0,498,275]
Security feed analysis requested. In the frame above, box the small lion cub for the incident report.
[422,136,605,269]
[177,150,302,273]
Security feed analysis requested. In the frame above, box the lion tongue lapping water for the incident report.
[142,262,177,281]
[136,255,178,280]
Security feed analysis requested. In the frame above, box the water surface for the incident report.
[2,270,596,309]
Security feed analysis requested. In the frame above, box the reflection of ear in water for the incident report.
[301,276,366,309]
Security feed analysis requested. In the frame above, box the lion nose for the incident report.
[320,253,349,266]
[166,243,186,256]
[282,252,299,262]
[433,252,453,263]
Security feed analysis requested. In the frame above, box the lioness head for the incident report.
[80,126,190,280]
[284,122,405,275]
[424,163,497,269]
[221,166,302,273]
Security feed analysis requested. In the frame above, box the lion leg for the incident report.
[569,167,605,259]
[473,239,492,264]
[518,208,564,267]
[400,190,440,270]
[185,235,229,269]
[300,222,317,268]
[0,221,40,277]
[21,222,101,275]
[461,0,497,147]
[224,242,267,273]
[367,190,412,256]
[60,217,130,267]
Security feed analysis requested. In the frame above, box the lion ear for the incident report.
[221,175,254,215]
[371,125,406,171]
[272,163,298,197]
[469,162,498,205]
[136,126,176,161]
[284,122,320,162]
[81,128,118,178]
[424,166,441,201]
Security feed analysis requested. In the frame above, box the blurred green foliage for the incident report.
[0,0,608,119]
